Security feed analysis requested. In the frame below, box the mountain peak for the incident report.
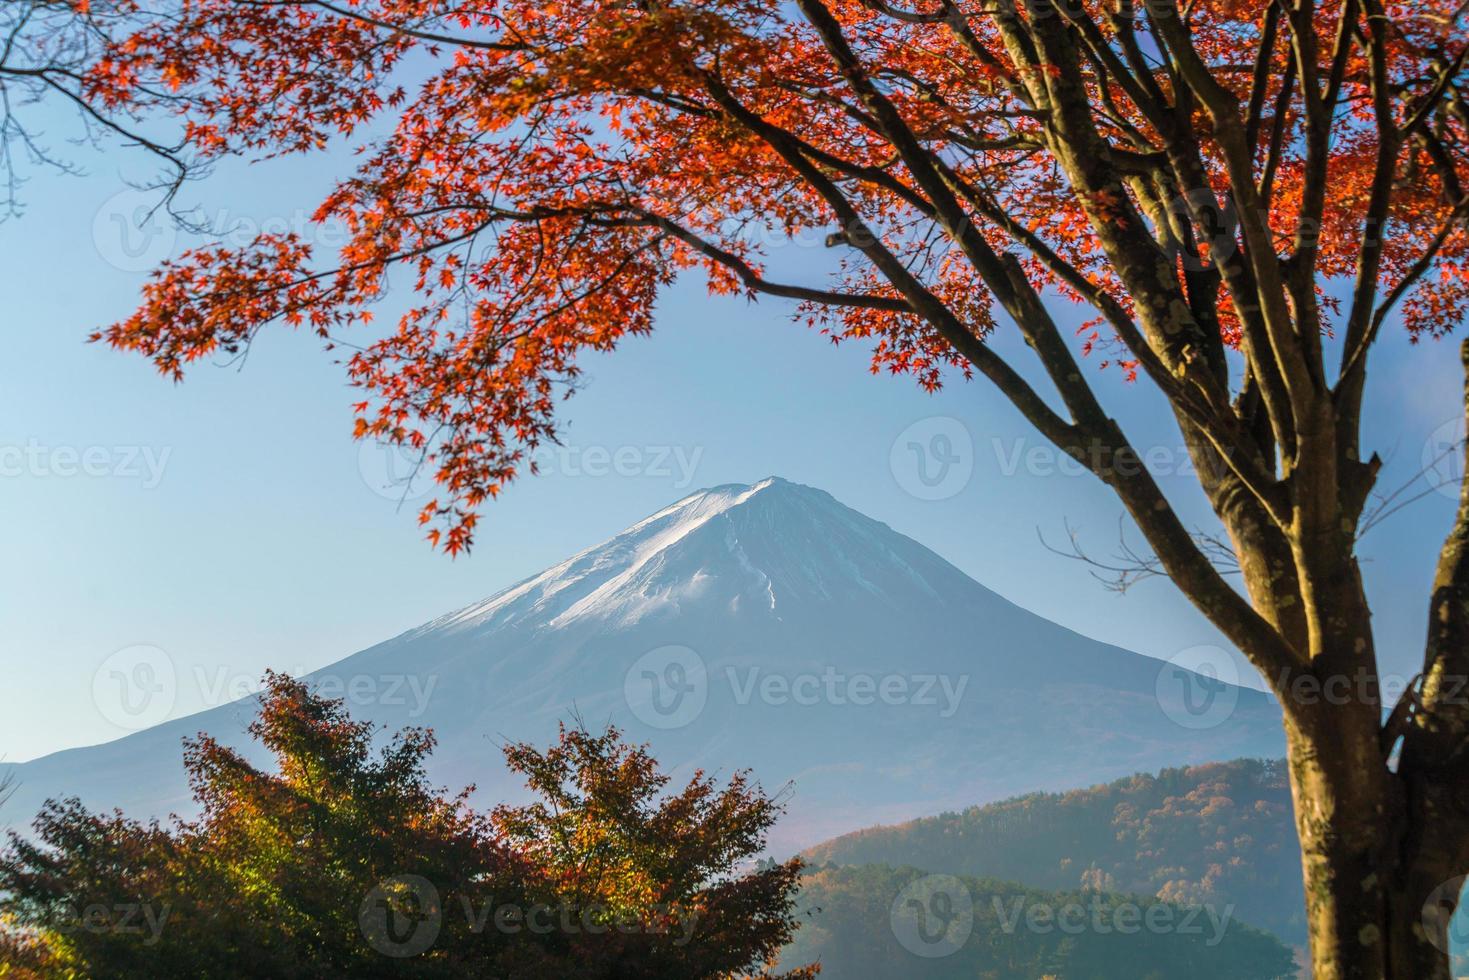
[2,477,1286,854]
[415,477,953,638]
[660,475,820,509]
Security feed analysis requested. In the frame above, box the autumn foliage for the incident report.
[0,673,811,979]
[62,0,1465,553]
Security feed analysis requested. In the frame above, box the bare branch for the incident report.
[1039,517,1241,594]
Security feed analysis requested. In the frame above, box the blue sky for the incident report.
[2,104,1465,763]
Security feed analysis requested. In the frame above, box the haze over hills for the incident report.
[1,478,1285,850]
[802,758,1307,946]
[784,864,1297,979]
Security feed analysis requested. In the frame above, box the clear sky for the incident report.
[2,101,1464,763]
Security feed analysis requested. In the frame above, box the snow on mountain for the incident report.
[0,478,1284,850]
[411,478,953,635]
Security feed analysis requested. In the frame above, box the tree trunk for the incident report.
[1284,709,1466,979]
[1285,711,1392,979]
[1384,851,1458,980]
[1382,759,1469,979]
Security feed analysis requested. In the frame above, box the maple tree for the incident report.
[5,0,1469,974]
[0,672,812,978]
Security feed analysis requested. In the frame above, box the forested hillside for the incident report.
[802,759,1305,945]
[782,864,1296,979]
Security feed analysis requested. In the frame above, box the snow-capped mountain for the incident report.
[1,478,1284,850]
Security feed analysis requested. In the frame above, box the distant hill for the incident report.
[802,759,1306,946]
[780,864,1297,979]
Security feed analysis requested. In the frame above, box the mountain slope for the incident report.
[1,478,1285,850]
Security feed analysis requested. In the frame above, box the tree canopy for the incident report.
[43,0,1457,555]
[0,672,811,979]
